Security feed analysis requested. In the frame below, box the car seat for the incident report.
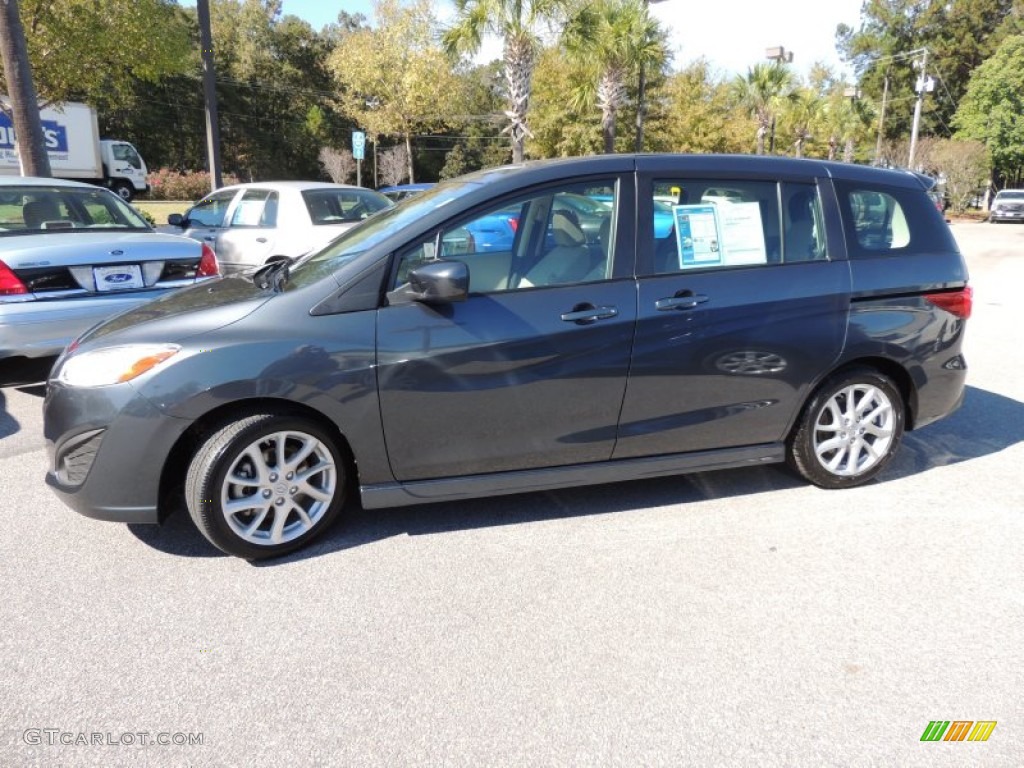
[521,210,592,287]
[22,199,62,229]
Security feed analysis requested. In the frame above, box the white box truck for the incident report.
[0,99,149,201]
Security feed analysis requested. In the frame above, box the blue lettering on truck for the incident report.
[0,114,69,152]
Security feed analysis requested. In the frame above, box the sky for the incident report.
[270,0,866,80]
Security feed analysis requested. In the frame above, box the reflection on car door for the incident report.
[378,283,637,481]
[612,173,850,458]
[377,177,637,482]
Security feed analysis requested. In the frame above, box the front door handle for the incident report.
[560,305,618,324]
[656,292,709,311]
[256,237,268,243]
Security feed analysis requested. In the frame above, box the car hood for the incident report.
[77,274,274,347]
[0,231,200,267]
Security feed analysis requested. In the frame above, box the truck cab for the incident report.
[99,140,148,202]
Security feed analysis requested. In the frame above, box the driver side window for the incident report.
[392,180,617,294]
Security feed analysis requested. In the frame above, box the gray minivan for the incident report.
[44,155,972,558]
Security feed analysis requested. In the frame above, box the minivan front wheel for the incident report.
[788,368,905,489]
[185,413,347,558]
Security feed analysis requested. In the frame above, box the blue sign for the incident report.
[0,113,69,153]
[352,130,366,161]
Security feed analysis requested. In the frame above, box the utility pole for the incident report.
[873,70,890,165]
[908,48,932,169]
[197,0,222,191]
[0,0,51,176]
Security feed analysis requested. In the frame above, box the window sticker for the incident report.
[673,204,722,268]
[717,202,767,265]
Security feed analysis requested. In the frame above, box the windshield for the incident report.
[0,185,150,234]
[995,190,1024,201]
[290,181,478,283]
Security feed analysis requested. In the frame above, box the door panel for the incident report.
[377,281,637,481]
[613,264,849,458]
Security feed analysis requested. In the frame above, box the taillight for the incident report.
[925,286,972,319]
[0,259,28,296]
[507,216,519,233]
[196,243,219,277]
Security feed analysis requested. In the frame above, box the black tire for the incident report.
[787,367,905,489]
[112,181,134,202]
[185,413,347,558]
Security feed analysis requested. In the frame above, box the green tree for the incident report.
[444,0,568,163]
[784,89,823,158]
[954,33,1024,186]
[837,0,1016,142]
[645,59,752,154]
[563,0,666,154]
[6,0,191,108]
[527,44,601,157]
[331,0,461,183]
[731,62,794,154]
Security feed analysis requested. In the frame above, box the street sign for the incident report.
[352,130,366,160]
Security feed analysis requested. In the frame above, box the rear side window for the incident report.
[303,190,391,225]
[648,179,827,273]
[835,180,957,258]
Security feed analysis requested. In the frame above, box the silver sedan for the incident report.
[1,177,218,365]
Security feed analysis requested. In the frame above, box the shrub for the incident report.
[147,168,240,200]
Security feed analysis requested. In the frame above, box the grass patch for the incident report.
[133,199,193,224]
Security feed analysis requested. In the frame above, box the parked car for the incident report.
[167,181,393,272]
[1,177,218,366]
[45,155,971,559]
[988,189,1024,223]
[378,183,434,202]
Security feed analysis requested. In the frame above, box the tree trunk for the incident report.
[843,137,855,163]
[756,124,767,155]
[0,0,51,176]
[504,35,535,164]
[597,69,626,155]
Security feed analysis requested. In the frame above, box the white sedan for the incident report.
[167,181,393,272]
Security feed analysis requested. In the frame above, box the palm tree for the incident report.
[786,89,822,158]
[564,0,665,154]
[444,0,567,164]
[731,62,794,155]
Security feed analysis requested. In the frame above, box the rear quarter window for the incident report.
[835,180,958,258]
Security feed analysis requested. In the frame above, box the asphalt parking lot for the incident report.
[2,221,1022,767]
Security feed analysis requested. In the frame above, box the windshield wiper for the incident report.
[252,259,290,291]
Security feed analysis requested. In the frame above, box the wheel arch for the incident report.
[157,397,357,522]
[790,356,918,444]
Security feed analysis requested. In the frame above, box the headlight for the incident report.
[58,344,181,387]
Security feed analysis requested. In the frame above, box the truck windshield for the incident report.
[0,185,150,233]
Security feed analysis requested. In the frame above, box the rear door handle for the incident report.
[656,293,708,311]
[560,305,618,324]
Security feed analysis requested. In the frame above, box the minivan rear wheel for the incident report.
[185,413,347,558]
[788,368,905,489]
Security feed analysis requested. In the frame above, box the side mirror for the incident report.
[387,260,468,305]
[167,213,185,227]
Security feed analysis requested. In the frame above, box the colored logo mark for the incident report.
[920,721,997,742]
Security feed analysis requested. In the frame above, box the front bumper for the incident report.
[44,380,192,524]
